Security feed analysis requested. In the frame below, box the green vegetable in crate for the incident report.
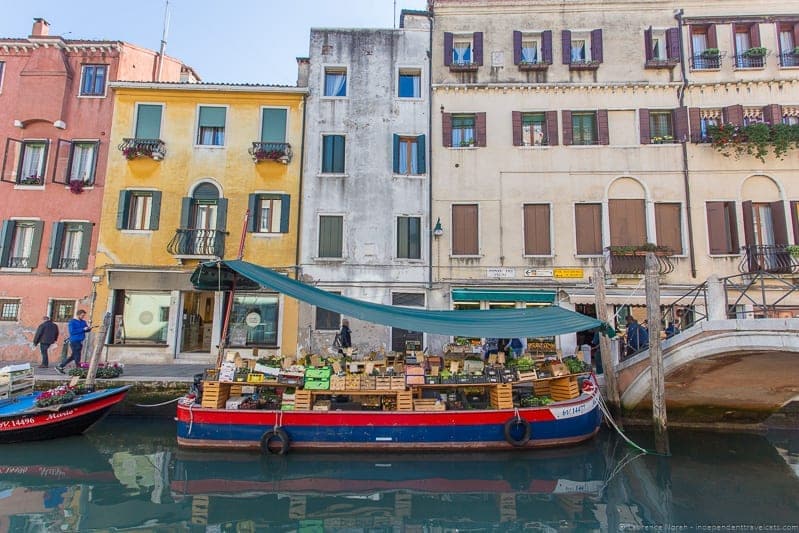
[563,357,584,374]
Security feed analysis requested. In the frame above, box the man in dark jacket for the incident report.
[33,316,59,368]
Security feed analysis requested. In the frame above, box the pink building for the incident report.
[0,18,197,361]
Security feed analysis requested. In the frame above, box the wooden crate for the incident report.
[550,376,580,401]
[375,377,392,390]
[361,376,376,390]
[390,376,406,390]
[533,380,551,398]
[329,375,346,391]
[0,367,35,400]
[230,384,244,396]
[396,391,413,411]
[517,370,537,382]
[489,383,513,409]
[413,398,446,411]
[294,390,312,410]
[345,375,361,389]
[201,381,230,408]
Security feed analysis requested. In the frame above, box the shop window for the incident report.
[0,299,20,321]
[51,299,75,322]
[119,291,170,344]
[228,294,279,347]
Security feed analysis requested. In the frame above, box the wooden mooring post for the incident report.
[593,267,621,416]
[645,252,669,454]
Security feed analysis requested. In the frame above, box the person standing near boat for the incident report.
[56,310,91,374]
[338,319,352,351]
[32,315,59,368]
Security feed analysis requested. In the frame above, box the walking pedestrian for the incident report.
[32,315,59,368]
[56,310,92,374]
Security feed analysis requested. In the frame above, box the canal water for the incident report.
[1,419,798,532]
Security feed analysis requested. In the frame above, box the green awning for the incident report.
[452,288,556,304]
[191,260,603,338]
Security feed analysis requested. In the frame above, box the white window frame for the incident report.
[78,64,108,98]
[322,65,349,99]
[316,212,346,261]
[650,29,668,61]
[396,66,423,100]
[67,139,99,186]
[194,104,228,149]
[520,32,542,64]
[570,31,592,62]
[452,34,474,66]
[132,102,165,139]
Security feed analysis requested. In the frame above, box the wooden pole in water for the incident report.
[593,267,621,415]
[85,311,111,390]
[645,252,669,454]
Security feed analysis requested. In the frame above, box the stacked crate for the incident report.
[304,367,331,390]
[533,380,551,398]
[345,374,361,390]
[413,398,446,411]
[294,390,312,410]
[0,365,34,400]
[329,375,346,391]
[201,381,230,408]
[396,391,413,411]
[405,366,425,386]
[550,376,580,401]
[489,384,513,409]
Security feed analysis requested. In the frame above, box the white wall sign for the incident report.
[524,269,553,278]
[487,268,516,279]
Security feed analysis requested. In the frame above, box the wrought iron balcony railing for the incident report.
[691,54,721,70]
[6,256,31,268]
[518,60,551,71]
[607,248,675,275]
[56,257,81,270]
[734,53,766,69]
[779,52,799,67]
[167,229,225,258]
[568,59,601,71]
[738,244,797,274]
[449,60,479,72]
[249,142,292,164]
[118,138,167,161]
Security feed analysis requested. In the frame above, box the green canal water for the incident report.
[1,418,798,532]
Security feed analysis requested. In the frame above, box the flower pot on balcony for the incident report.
[701,48,720,59]
[743,47,767,58]
[151,151,164,161]
[69,180,85,194]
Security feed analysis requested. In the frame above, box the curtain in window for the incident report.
[325,72,346,97]
[70,143,96,182]
[62,227,83,260]
[399,138,419,174]
[780,31,794,52]
[10,224,34,263]
[692,33,707,54]
[21,144,45,182]
[451,116,475,146]
[650,113,672,138]
[571,40,586,61]
[259,202,272,232]
[129,194,152,230]
[453,43,472,64]
[521,42,538,63]
[572,114,596,144]
[735,32,750,52]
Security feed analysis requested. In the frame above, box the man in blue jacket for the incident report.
[56,310,91,374]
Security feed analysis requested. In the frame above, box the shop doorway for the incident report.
[180,291,215,353]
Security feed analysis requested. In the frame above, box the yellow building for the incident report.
[94,82,306,364]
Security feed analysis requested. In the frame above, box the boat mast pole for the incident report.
[215,210,250,368]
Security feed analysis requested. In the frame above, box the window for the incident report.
[391,292,424,352]
[734,24,764,68]
[645,27,680,66]
[690,25,719,69]
[0,300,20,321]
[393,135,426,175]
[197,106,226,146]
[700,115,719,142]
[651,31,666,61]
[778,23,799,67]
[649,111,674,143]
[562,29,603,66]
[119,291,170,344]
[247,194,290,234]
[135,104,163,139]
[51,299,75,322]
[318,215,343,258]
[453,36,473,65]
[323,67,347,97]
[572,112,597,145]
[452,204,479,256]
[655,203,683,254]
[452,114,475,147]
[706,201,739,254]
[571,38,587,62]
[575,204,603,255]
[397,216,421,259]
[0,62,4,92]
[80,65,107,96]
[0,220,43,268]
[522,113,546,146]
[523,204,551,255]
[315,292,341,330]
[784,115,799,126]
[229,294,279,347]
[261,108,287,143]
[68,142,98,184]
[18,141,48,185]
[47,222,92,271]
[117,190,161,231]
[398,69,421,98]
[444,32,483,68]
[321,135,346,174]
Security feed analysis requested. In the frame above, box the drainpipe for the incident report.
[675,9,697,278]
[426,10,434,291]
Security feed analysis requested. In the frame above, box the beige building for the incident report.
[428,0,799,353]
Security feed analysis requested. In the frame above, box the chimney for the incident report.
[296,57,310,88]
[31,18,50,37]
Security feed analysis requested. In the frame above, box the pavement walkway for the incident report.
[6,362,208,383]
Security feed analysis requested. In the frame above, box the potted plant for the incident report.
[19,175,42,185]
[743,46,767,58]
[786,245,799,258]
[69,179,85,194]
[792,46,799,56]
[701,48,720,58]
[459,138,476,147]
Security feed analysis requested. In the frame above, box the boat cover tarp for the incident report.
[191,260,604,337]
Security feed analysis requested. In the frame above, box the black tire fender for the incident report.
[503,417,532,447]
[260,428,290,455]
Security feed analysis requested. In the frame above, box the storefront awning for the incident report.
[568,292,684,306]
[190,260,603,338]
[452,288,556,304]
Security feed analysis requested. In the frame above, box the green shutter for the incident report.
[0,221,12,266]
[216,198,228,233]
[135,104,163,139]
[319,216,342,257]
[198,106,226,128]
[392,134,400,174]
[117,190,131,229]
[334,136,345,173]
[27,220,44,268]
[261,108,287,143]
[46,222,64,269]
[179,197,192,228]
[247,194,258,233]
[322,136,334,172]
[416,135,426,174]
[149,191,162,230]
[280,195,291,233]
[397,218,409,257]
[76,222,93,270]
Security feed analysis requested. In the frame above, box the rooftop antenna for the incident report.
[156,0,171,81]
[393,0,397,29]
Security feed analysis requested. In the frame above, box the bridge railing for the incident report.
[722,272,799,319]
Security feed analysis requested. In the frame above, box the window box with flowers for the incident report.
[18,175,43,186]
[608,243,673,256]
[249,142,292,164]
[69,180,85,194]
[118,138,166,162]
[652,135,676,144]
[743,47,767,58]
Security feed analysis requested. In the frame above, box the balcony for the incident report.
[734,53,766,69]
[780,52,799,67]
[607,247,675,276]
[249,142,292,164]
[56,257,81,270]
[118,138,166,161]
[449,61,479,72]
[5,256,32,268]
[739,245,797,275]
[568,60,600,71]
[167,229,226,258]
[691,54,721,70]
[645,58,679,69]
[518,60,550,71]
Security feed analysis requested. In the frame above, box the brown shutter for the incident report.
[707,24,718,49]
[639,109,651,144]
[655,203,683,254]
[444,32,453,66]
[512,111,522,146]
[546,110,559,146]
[524,204,551,255]
[742,200,755,247]
[706,202,727,254]
[762,104,782,125]
[561,110,573,145]
[727,202,740,252]
[673,107,689,142]
[541,30,553,64]
[644,27,653,61]
[475,112,487,147]
[749,24,761,48]
[689,107,702,143]
[609,199,646,246]
[562,30,572,64]
[575,203,603,255]
[513,30,522,65]
[666,27,681,60]
[791,201,799,243]
[771,201,789,245]
[452,204,479,255]
[723,105,744,126]
[473,32,484,66]
[442,113,452,147]
[591,29,603,63]
[597,109,609,145]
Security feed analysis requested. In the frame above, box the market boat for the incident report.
[177,260,607,454]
